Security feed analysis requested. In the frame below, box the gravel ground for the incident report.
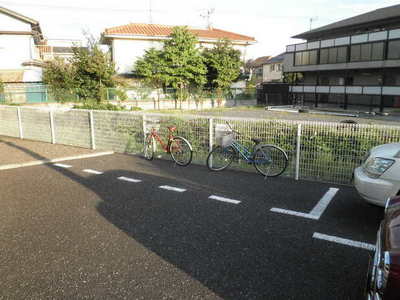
[0,136,99,166]
[151,106,400,125]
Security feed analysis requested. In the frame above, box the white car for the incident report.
[354,143,400,207]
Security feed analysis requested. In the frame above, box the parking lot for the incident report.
[0,138,383,299]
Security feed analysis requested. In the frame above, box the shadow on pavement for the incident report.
[1,140,383,299]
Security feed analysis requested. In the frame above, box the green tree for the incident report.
[42,57,76,102]
[0,78,4,93]
[71,45,116,102]
[160,26,207,103]
[203,39,242,105]
[134,48,165,101]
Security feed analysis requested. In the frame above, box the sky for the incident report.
[1,0,399,59]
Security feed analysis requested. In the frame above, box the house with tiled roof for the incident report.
[101,23,256,74]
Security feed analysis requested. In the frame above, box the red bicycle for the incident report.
[143,125,193,166]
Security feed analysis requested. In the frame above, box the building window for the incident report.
[350,42,385,62]
[319,46,347,64]
[328,48,337,64]
[388,40,400,60]
[309,50,318,64]
[320,49,329,64]
[270,64,275,71]
[337,47,347,63]
[371,42,384,60]
[295,50,318,66]
[350,45,361,61]
[361,44,372,61]
[302,52,310,65]
[295,52,302,65]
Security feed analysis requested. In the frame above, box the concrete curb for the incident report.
[0,151,114,171]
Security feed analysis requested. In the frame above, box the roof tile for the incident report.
[104,23,255,42]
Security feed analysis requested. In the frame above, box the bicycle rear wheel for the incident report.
[206,146,235,171]
[253,145,288,177]
[169,136,193,166]
[144,134,155,160]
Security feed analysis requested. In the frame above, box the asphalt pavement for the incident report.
[0,148,383,299]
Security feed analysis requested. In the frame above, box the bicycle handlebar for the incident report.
[225,121,240,135]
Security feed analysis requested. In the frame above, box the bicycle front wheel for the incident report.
[169,136,193,166]
[253,145,288,177]
[206,146,235,171]
[144,134,155,160]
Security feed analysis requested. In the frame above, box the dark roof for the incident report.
[0,6,38,25]
[293,4,400,40]
[249,56,272,68]
[0,6,43,42]
[265,53,285,64]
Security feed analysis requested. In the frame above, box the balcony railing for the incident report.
[286,28,400,53]
[289,85,400,96]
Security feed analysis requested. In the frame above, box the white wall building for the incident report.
[262,53,284,83]
[0,6,44,82]
[101,23,256,74]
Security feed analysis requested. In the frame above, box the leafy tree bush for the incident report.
[71,46,116,102]
[43,43,116,103]
[42,57,76,102]
[0,78,4,93]
[73,100,141,111]
[203,39,242,105]
[134,27,207,106]
[134,48,165,100]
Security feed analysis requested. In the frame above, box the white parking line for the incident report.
[83,169,103,175]
[309,188,339,217]
[313,232,376,251]
[159,185,186,192]
[270,187,339,220]
[117,176,142,183]
[53,163,72,168]
[270,208,318,219]
[209,195,241,205]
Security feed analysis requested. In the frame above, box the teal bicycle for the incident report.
[206,122,288,177]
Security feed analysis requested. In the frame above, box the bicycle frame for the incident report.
[148,128,174,153]
[229,140,271,165]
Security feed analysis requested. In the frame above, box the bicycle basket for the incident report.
[215,124,234,147]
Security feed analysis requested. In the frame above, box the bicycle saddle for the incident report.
[251,138,261,144]
[167,126,177,132]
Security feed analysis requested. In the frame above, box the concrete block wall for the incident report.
[20,108,52,143]
[53,110,91,148]
[0,107,20,137]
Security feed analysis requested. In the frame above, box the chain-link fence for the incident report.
[1,105,399,185]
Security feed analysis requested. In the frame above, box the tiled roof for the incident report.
[104,23,255,42]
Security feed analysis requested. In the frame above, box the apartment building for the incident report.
[284,4,400,112]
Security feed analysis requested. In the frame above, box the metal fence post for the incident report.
[295,123,302,180]
[17,107,23,139]
[142,114,147,138]
[49,110,56,144]
[89,111,96,150]
[209,118,213,168]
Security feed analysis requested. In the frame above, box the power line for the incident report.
[0,1,164,13]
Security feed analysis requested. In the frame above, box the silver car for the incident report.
[354,143,400,207]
